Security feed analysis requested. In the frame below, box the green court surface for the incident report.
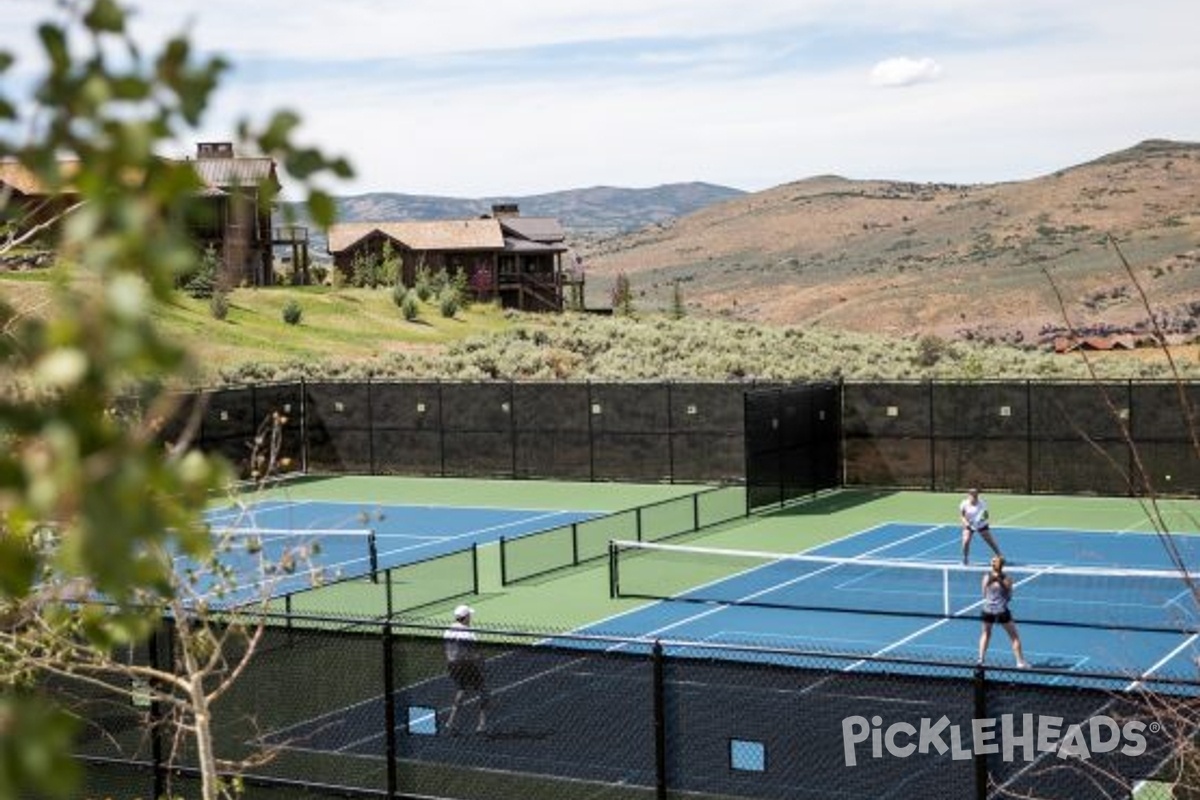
[471,488,1199,631]
[240,477,1198,634]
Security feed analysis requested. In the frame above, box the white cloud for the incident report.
[4,1,1200,195]
[869,57,943,88]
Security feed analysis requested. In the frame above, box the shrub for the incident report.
[414,263,433,301]
[612,272,633,315]
[401,292,420,321]
[281,300,303,325]
[181,246,220,299]
[438,291,459,319]
[670,280,686,320]
[209,290,229,320]
[392,283,408,308]
[915,334,946,367]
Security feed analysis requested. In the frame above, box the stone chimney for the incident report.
[196,142,235,159]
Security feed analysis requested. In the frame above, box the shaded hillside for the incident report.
[580,140,1200,347]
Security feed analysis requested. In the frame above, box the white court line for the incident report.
[374,509,580,557]
[205,498,318,523]
[1124,633,1199,692]
[839,566,1055,673]
[231,498,607,514]
[189,509,584,604]
[601,523,951,649]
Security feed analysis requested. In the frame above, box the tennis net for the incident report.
[208,526,379,580]
[608,540,1200,634]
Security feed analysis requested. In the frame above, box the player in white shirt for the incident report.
[444,605,489,733]
[959,488,1003,565]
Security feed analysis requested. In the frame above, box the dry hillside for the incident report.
[580,139,1200,347]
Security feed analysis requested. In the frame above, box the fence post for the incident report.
[666,382,676,484]
[927,380,936,491]
[385,568,394,619]
[652,639,667,800]
[382,621,398,799]
[367,377,376,476]
[973,664,989,800]
[148,626,167,800]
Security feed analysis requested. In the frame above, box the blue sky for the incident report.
[4,1,1199,197]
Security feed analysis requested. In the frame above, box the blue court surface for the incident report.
[188,499,597,602]
[583,522,1200,689]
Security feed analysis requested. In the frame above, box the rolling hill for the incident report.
[576,139,1200,347]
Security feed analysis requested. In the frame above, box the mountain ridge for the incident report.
[577,139,1200,345]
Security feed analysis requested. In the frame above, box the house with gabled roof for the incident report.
[1,142,303,286]
[327,204,579,312]
[185,142,292,286]
[0,159,83,244]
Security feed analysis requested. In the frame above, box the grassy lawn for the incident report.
[3,267,1197,384]
[156,285,511,367]
[1,270,512,377]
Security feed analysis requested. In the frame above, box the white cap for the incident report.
[453,604,474,620]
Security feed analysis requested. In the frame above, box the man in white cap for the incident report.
[444,604,488,733]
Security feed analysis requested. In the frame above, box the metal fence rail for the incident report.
[62,618,1193,800]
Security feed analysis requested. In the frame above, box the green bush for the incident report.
[438,291,459,319]
[401,292,420,321]
[392,283,407,308]
[209,290,229,320]
[180,246,220,299]
[281,300,303,325]
[414,263,433,301]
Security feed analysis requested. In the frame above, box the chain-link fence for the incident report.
[293,380,749,483]
[840,380,1198,496]
[59,617,1198,800]
[156,379,1198,503]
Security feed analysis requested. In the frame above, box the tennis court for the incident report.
[152,484,1200,799]
[193,498,598,603]
[595,522,1200,684]
[176,475,712,610]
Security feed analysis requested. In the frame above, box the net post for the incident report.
[636,507,644,542]
[608,540,618,599]
[499,536,508,586]
[571,522,580,566]
[472,543,479,595]
[943,566,950,618]
[368,530,379,583]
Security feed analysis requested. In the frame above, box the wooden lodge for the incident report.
[326,204,580,312]
[1,142,307,287]
[4,144,581,312]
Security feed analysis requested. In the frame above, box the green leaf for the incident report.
[82,0,127,34]
[306,190,336,229]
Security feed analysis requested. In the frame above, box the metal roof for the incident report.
[1,154,276,196]
[503,237,568,254]
[0,159,84,195]
[327,219,506,253]
[191,156,279,190]
[499,216,566,243]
